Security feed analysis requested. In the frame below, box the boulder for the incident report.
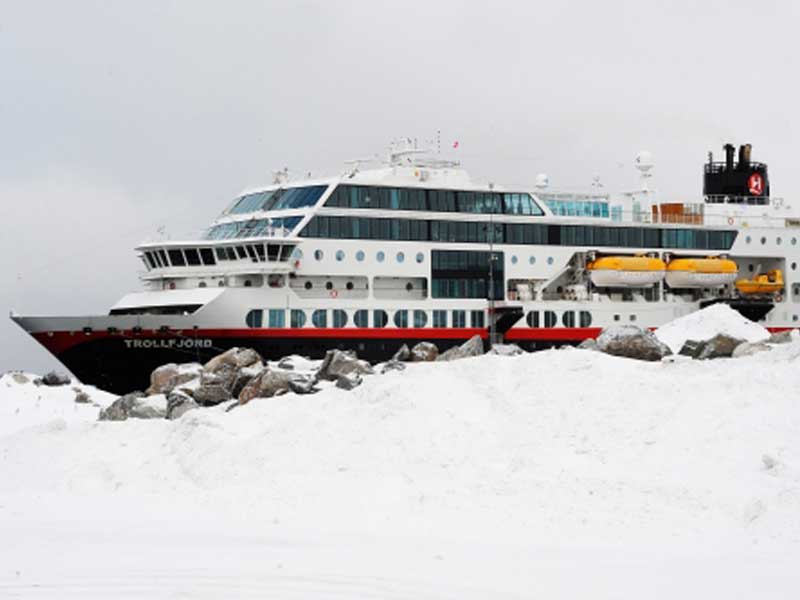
[74,390,92,404]
[411,342,439,362]
[437,335,485,362]
[238,368,294,405]
[193,363,239,406]
[380,360,407,374]
[193,383,233,406]
[166,390,199,420]
[204,347,262,373]
[732,341,771,358]
[697,334,745,360]
[392,344,411,362]
[767,330,795,344]
[488,343,525,356]
[98,391,165,420]
[678,339,706,358]
[41,371,71,386]
[577,338,598,351]
[287,374,317,395]
[317,349,374,381]
[335,373,363,390]
[146,363,202,396]
[10,372,30,385]
[596,325,672,362]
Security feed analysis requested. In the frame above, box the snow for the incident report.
[2,342,800,598]
[655,303,771,353]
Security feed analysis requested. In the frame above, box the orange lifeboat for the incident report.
[586,256,666,288]
[665,257,738,288]
[735,270,784,295]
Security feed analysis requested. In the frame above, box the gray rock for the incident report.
[697,334,745,360]
[145,363,201,396]
[204,347,262,373]
[99,392,145,421]
[128,394,168,419]
[238,368,294,405]
[10,372,30,385]
[392,344,411,362]
[732,341,771,358]
[193,383,233,406]
[277,356,295,370]
[41,371,71,386]
[380,359,407,374]
[437,335,486,362]
[596,325,672,362]
[287,374,317,394]
[335,373,363,390]
[678,339,706,358]
[317,349,374,381]
[577,338,598,351]
[166,390,199,420]
[410,342,439,362]
[74,390,92,404]
[767,330,794,344]
[488,343,525,356]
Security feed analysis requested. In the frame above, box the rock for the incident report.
[193,383,232,406]
[166,390,199,420]
[238,368,294,405]
[277,356,295,370]
[74,390,92,404]
[380,360,407,374]
[488,343,525,356]
[697,334,745,360]
[678,339,706,358]
[767,330,795,344]
[411,342,439,362]
[287,374,317,394]
[193,363,238,406]
[596,325,672,362]
[204,347,262,373]
[437,335,486,362]
[98,392,167,420]
[335,373,363,390]
[317,349,374,381]
[577,338,598,351]
[41,371,70,386]
[10,372,30,385]
[392,344,411,362]
[145,363,202,396]
[275,355,318,372]
[732,341,771,358]
[762,454,779,471]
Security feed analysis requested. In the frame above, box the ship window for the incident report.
[325,281,333,290]
[394,310,408,328]
[746,236,752,244]
[158,250,169,267]
[354,309,369,327]
[397,251,405,263]
[471,310,485,328]
[144,252,157,269]
[529,256,536,265]
[748,264,754,272]
[304,281,312,290]
[377,251,385,262]
[346,281,354,290]
[235,246,247,259]
[254,245,266,262]
[268,309,285,328]
[795,315,799,322]
[413,310,427,328]
[290,309,306,328]
[793,263,797,271]
[373,309,388,328]
[563,311,575,327]
[433,310,447,328]
[579,311,592,328]
[614,314,620,321]
[245,309,263,328]
[793,238,798,246]
[185,248,201,266]
[526,311,539,327]
[215,248,227,261]
[416,252,424,263]
[777,237,782,245]
[511,255,518,264]
[405,282,413,292]
[229,190,276,214]
[267,244,280,261]
[312,309,327,328]
[166,250,185,267]
[356,250,365,262]
[452,310,466,328]
[761,237,767,245]
[271,185,328,210]
[244,279,252,287]
[543,311,557,328]
[200,248,216,266]
[314,249,323,261]
[630,314,637,322]
[198,281,207,288]
[547,257,554,265]
[333,309,348,328]
[336,250,345,261]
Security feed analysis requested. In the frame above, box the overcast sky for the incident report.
[1,0,798,373]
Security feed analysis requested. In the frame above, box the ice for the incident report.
[655,303,771,353]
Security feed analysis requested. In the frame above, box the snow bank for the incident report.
[655,303,771,353]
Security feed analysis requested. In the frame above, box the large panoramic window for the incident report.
[431,250,504,300]
[271,185,329,210]
[228,190,277,214]
[205,216,303,240]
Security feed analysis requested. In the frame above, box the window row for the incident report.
[300,216,737,250]
[525,310,593,328]
[244,308,487,329]
[226,185,329,215]
[324,185,544,215]
[142,243,296,270]
[205,216,303,240]
[543,198,610,218]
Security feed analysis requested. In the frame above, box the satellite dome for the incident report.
[635,151,654,173]
[535,173,549,189]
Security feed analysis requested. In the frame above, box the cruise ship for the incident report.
[12,141,800,393]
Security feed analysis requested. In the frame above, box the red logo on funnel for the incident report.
[748,173,764,196]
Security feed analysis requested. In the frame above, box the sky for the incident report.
[1,0,798,373]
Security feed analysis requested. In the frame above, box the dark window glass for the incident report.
[544,311,557,328]
[333,309,348,328]
[394,310,408,328]
[199,248,216,266]
[579,311,592,328]
[168,249,186,266]
[452,310,466,328]
[268,309,285,328]
[562,311,575,328]
[245,309,263,328]
[354,309,369,328]
[526,311,539,327]
[184,248,201,266]
[215,248,227,261]
[413,310,427,328]
[290,309,306,328]
[373,309,388,328]
[312,309,327,328]
[433,310,447,328]
[471,310,485,328]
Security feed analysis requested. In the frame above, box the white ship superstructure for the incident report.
[12,141,800,393]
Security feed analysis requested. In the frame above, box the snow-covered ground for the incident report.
[2,341,800,598]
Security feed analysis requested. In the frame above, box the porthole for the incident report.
[356,250,365,262]
[413,310,427,328]
[748,264,754,272]
[562,311,575,327]
[777,237,782,245]
[332,309,348,328]
[529,256,536,265]
[793,238,798,246]
[794,315,799,322]
[405,282,413,292]
[630,314,637,322]
[613,314,620,321]
[354,310,368,327]
[579,311,592,327]
[511,255,518,264]
[416,252,424,263]
[198,281,207,288]
[304,281,312,290]
[526,311,539,328]
[377,251,385,262]
[543,311,557,328]
[218,281,225,287]
[244,280,252,287]
[336,249,345,261]
[346,281,354,291]
[397,251,405,263]
[314,249,324,260]
[547,257,554,265]
[760,237,766,245]
[793,262,798,271]
[325,281,333,290]
[745,236,752,244]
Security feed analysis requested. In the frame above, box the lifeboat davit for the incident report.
[665,257,738,288]
[735,269,784,295]
[587,256,666,288]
